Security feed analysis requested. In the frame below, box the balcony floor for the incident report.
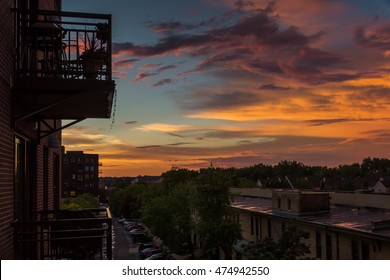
[13,77,115,119]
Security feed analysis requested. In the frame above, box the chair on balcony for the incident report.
[26,19,67,77]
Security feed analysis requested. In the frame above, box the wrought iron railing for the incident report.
[12,208,112,260]
[14,9,112,80]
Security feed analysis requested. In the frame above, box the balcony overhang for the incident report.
[13,9,116,125]
[13,77,115,120]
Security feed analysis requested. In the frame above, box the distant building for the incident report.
[372,178,390,194]
[229,189,390,260]
[62,150,100,197]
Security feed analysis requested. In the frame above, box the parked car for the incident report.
[129,228,145,235]
[145,253,163,260]
[126,224,144,232]
[140,248,161,259]
[123,220,137,227]
[138,243,157,254]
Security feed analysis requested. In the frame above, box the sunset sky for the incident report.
[62,0,390,177]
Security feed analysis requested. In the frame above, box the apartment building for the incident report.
[231,189,390,260]
[0,0,114,259]
[62,150,100,197]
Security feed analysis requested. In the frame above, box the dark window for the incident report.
[326,234,332,260]
[43,148,49,210]
[267,220,272,238]
[255,217,259,237]
[351,240,359,260]
[288,198,291,210]
[277,197,281,208]
[316,231,322,259]
[250,216,254,236]
[53,154,60,210]
[361,241,369,260]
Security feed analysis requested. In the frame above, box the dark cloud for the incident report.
[113,7,318,57]
[307,117,390,127]
[133,71,157,82]
[152,79,175,87]
[137,142,194,149]
[234,0,257,10]
[147,20,189,33]
[278,48,359,84]
[124,121,137,125]
[180,90,260,110]
[62,137,103,146]
[167,132,186,138]
[157,64,180,72]
[355,25,390,51]
[260,84,290,91]
[115,58,140,68]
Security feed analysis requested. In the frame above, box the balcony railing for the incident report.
[14,9,112,81]
[12,208,112,260]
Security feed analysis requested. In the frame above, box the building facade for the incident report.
[231,189,390,260]
[62,150,100,197]
[0,0,115,259]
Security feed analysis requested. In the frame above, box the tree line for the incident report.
[109,167,310,259]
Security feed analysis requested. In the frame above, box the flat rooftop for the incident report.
[231,197,390,240]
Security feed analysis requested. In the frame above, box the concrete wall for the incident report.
[329,192,390,209]
[232,188,390,209]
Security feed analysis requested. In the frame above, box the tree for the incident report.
[61,193,99,209]
[194,168,242,259]
[243,227,310,259]
[108,184,145,218]
[142,183,195,255]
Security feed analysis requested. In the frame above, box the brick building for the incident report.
[0,0,115,259]
[62,150,100,197]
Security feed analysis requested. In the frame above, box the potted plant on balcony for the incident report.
[79,23,109,79]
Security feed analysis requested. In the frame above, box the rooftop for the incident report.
[231,196,390,240]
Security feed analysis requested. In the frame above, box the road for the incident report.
[112,218,140,260]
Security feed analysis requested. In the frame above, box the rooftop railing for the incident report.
[14,9,112,80]
[12,208,112,260]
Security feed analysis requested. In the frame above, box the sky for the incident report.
[62,0,390,177]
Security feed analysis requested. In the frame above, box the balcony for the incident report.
[12,208,112,260]
[13,9,115,122]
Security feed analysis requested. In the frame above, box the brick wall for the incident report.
[0,0,16,259]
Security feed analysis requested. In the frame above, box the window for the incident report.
[255,217,259,237]
[361,241,369,260]
[43,148,49,210]
[90,166,95,171]
[267,220,272,238]
[316,231,322,259]
[351,240,359,260]
[251,216,254,236]
[14,136,32,223]
[277,197,281,208]
[326,234,332,260]
[288,198,291,210]
[85,166,90,172]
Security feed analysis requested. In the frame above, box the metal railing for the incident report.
[12,208,112,260]
[14,9,112,80]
